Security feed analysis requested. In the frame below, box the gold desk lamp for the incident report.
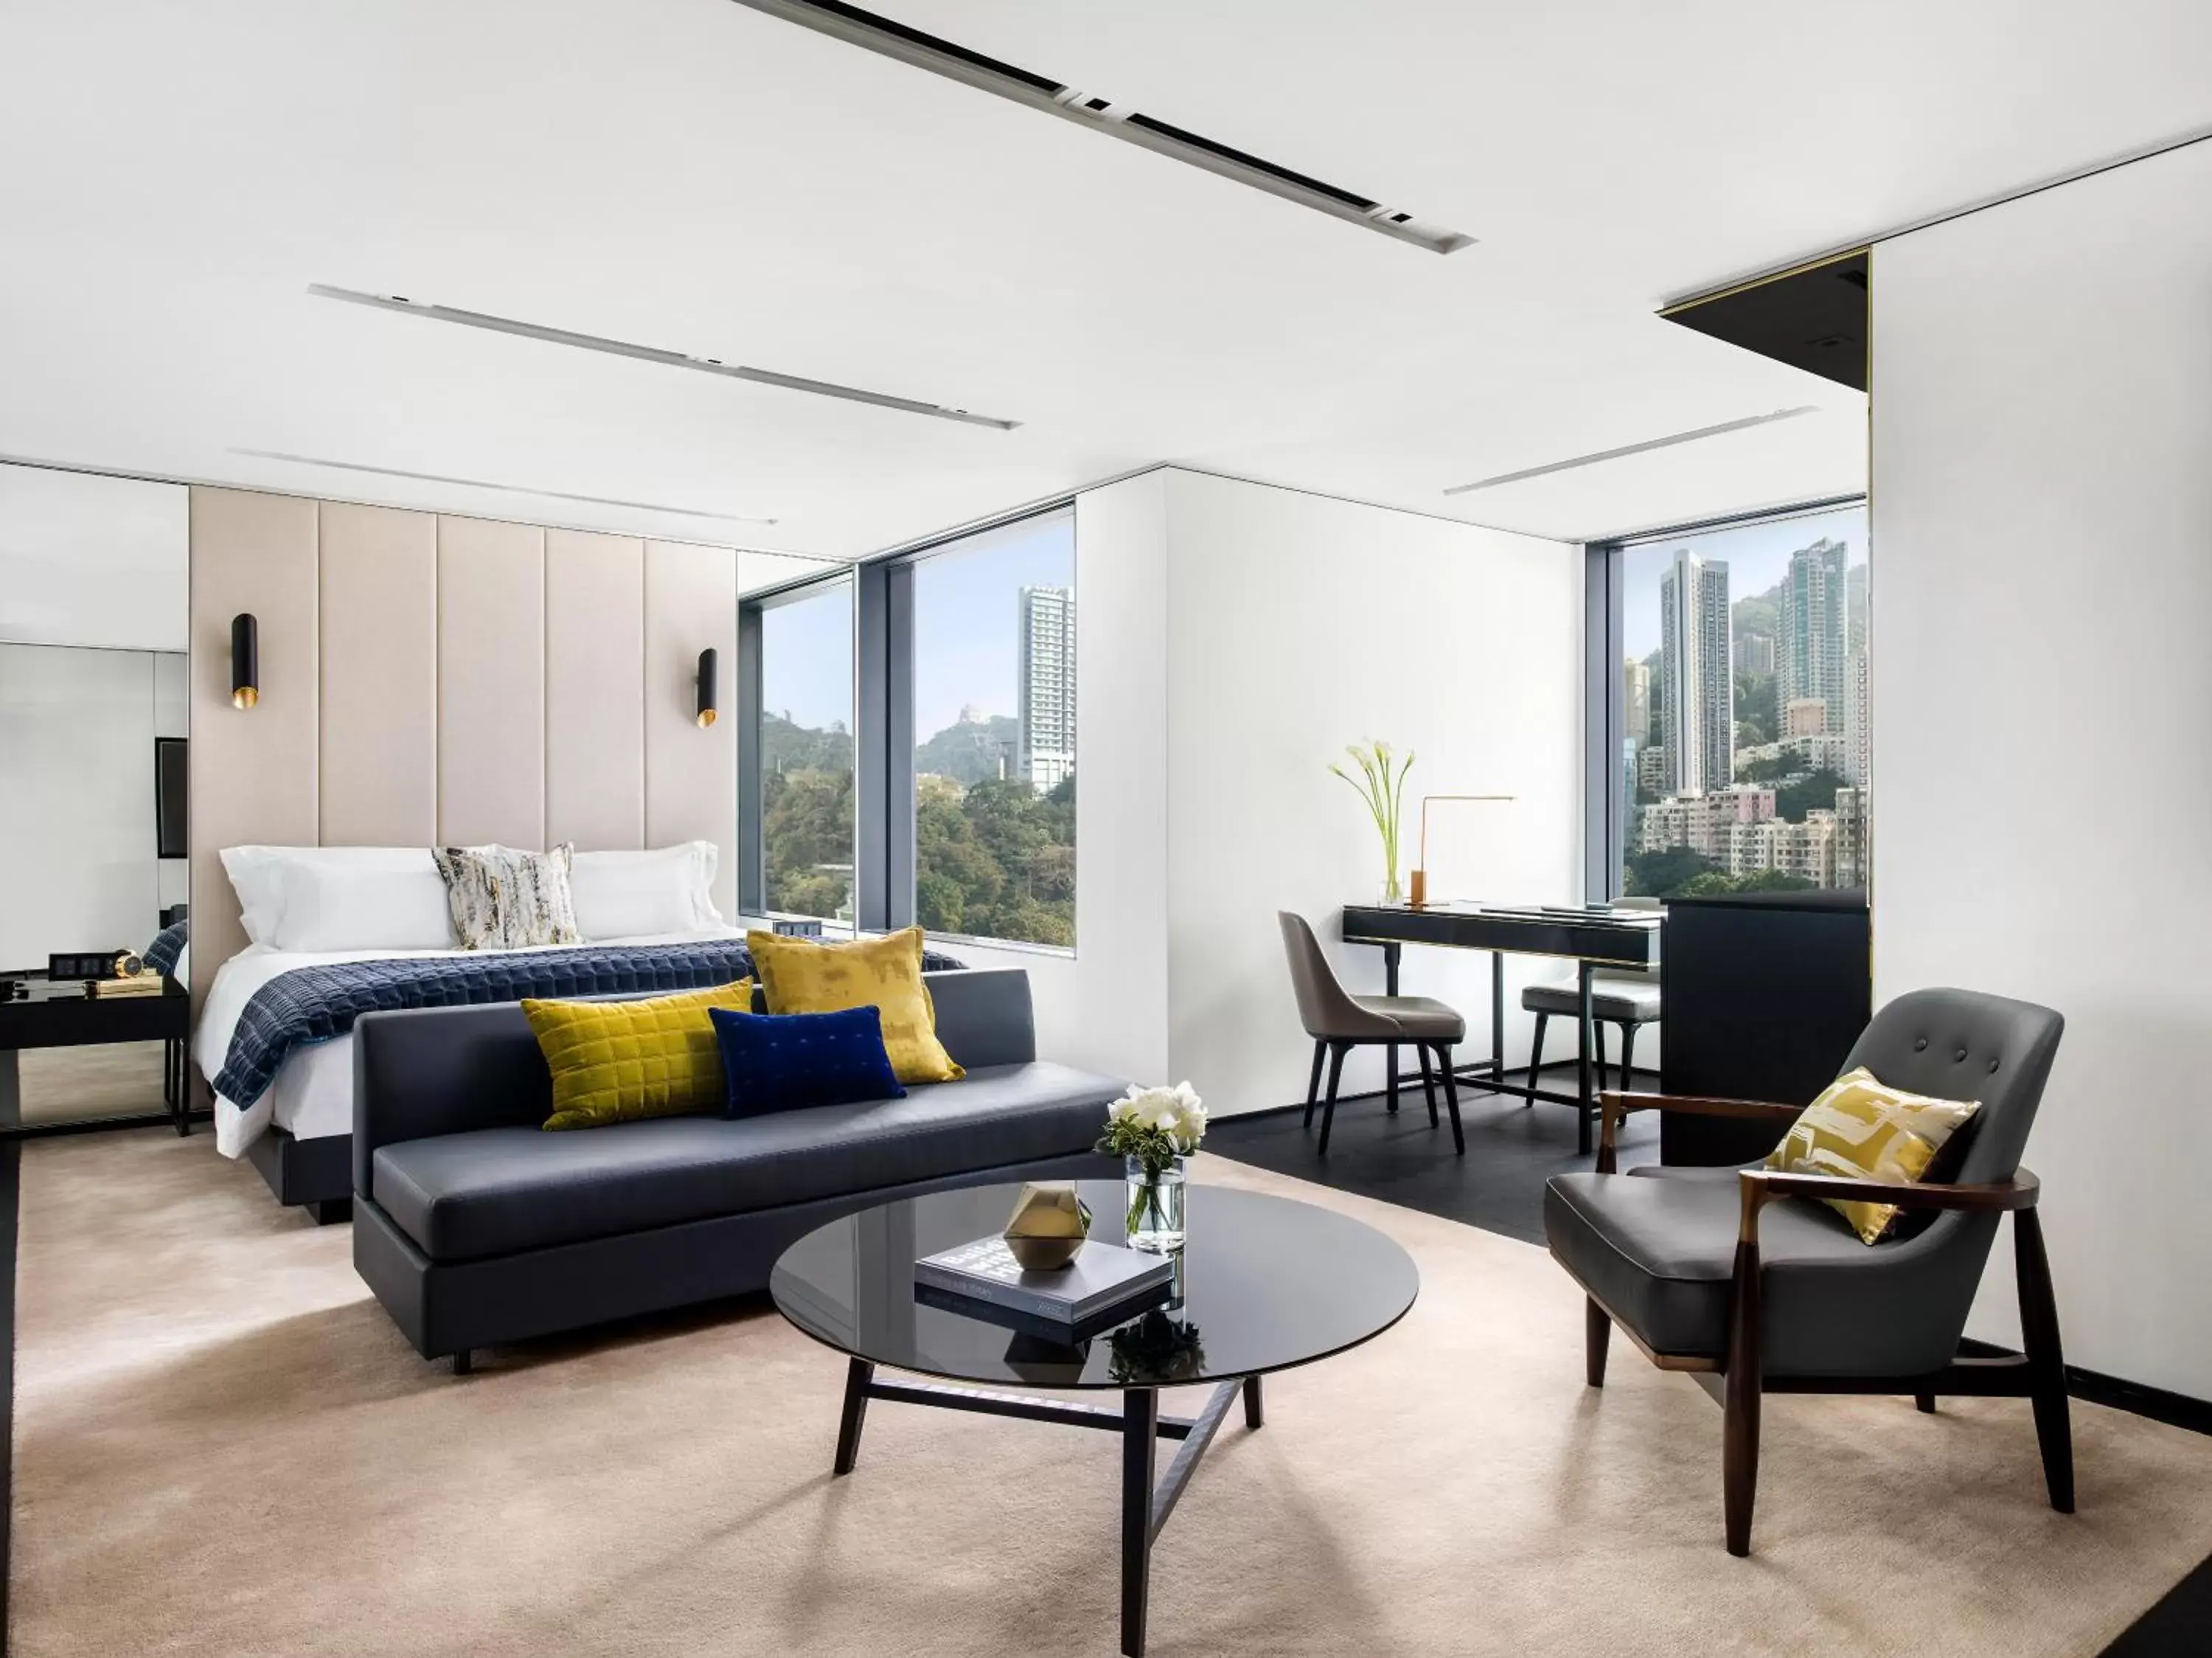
[1408,794,1514,908]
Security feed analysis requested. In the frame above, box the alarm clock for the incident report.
[49,951,128,982]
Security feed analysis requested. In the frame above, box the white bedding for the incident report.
[196,927,751,1159]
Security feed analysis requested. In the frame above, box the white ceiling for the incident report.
[1,0,2206,558]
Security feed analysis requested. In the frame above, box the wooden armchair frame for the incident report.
[1586,1091,2072,1556]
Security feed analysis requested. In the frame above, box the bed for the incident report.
[195,928,768,1219]
[191,842,960,1223]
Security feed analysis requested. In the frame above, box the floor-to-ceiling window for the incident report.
[908,507,1076,948]
[1613,500,1869,898]
[757,577,855,922]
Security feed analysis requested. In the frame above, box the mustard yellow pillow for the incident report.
[1765,1066,1981,1244]
[524,979,754,1131]
[746,926,963,1085]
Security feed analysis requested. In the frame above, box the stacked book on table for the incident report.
[915,1236,1174,1337]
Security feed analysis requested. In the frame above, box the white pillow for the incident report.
[219,846,291,946]
[221,846,459,953]
[570,844,721,940]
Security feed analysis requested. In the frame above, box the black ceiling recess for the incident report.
[1660,249,1869,392]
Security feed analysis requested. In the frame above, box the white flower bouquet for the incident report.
[1095,1083,1206,1242]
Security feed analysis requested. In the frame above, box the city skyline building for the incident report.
[1843,648,1871,786]
[1779,537,1851,730]
[1624,656,1651,746]
[1658,549,1733,794]
[1784,696,1829,739]
[1016,583,1076,791]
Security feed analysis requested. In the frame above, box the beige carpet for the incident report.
[12,1133,2212,1658]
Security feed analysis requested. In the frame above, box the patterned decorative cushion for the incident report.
[1764,1066,1982,1244]
[745,925,964,1085]
[432,844,582,950]
[524,979,754,1131]
[709,1005,906,1118]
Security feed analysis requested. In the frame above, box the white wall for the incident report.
[0,645,177,968]
[737,548,842,597]
[0,464,187,651]
[1871,139,2212,1400]
[1160,472,1584,1115]
[945,468,1582,1109]
[945,473,1172,1086]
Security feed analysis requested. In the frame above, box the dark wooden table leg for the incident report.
[1242,1375,1264,1429]
[1490,951,1505,1091]
[833,1356,874,1477]
[1576,962,1595,1156]
[1122,1388,1158,1657]
[1383,942,1400,1114]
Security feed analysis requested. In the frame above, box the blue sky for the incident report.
[1621,502,1867,662]
[914,513,1074,737]
[757,511,1075,738]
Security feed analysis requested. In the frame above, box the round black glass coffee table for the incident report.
[771,1179,1418,1657]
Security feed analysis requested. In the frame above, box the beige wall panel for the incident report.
[643,541,738,918]
[544,530,646,851]
[186,487,318,1022]
[437,516,545,848]
[318,502,437,846]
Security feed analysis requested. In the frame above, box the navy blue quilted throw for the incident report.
[144,920,189,978]
[211,939,965,1109]
[710,1005,906,1117]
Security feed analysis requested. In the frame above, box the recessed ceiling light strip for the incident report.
[305,285,1019,431]
[1442,407,1823,495]
[232,448,782,525]
[726,0,1472,255]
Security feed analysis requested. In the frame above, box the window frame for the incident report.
[1585,494,1868,903]
[737,567,861,926]
[740,501,1079,954]
[872,502,1079,954]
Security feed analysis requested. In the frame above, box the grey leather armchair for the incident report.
[1543,986,2070,1555]
[1279,911,1467,1155]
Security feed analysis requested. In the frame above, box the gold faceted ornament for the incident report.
[1001,1184,1093,1272]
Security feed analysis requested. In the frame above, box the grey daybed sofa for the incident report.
[351,968,1123,1371]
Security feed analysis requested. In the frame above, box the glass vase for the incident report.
[1124,1156,1187,1253]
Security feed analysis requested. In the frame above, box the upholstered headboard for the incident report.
[185,486,739,1019]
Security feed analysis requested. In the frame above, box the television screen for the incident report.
[156,736,187,859]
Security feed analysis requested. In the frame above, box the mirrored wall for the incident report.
[0,461,192,1133]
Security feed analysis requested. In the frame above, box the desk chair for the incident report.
[1543,987,2069,1556]
[1279,912,1466,1156]
[1521,895,1661,1094]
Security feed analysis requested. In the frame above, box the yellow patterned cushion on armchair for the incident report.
[746,926,964,1085]
[1764,1066,1980,1244]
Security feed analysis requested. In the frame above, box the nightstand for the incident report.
[0,979,194,1135]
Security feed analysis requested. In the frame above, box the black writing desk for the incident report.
[1338,901,1662,1155]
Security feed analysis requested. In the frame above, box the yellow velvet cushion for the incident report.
[1764,1066,1981,1244]
[746,926,963,1085]
[524,979,754,1131]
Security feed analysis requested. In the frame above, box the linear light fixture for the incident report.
[306,284,1020,430]
[232,448,780,525]
[1442,407,1823,496]
[727,0,1472,255]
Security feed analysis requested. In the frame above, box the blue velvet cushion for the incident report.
[709,1004,907,1118]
